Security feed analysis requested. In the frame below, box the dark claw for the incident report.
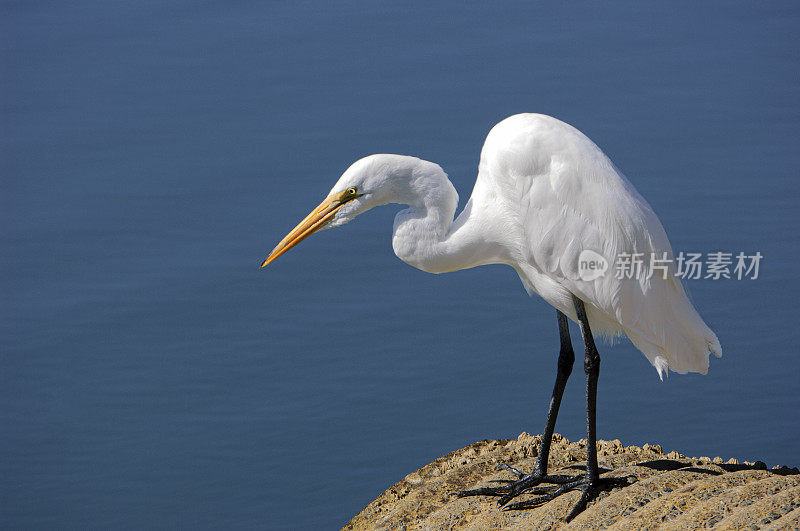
[502,483,572,511]
[564,487,591,522]
[499,484,556,506]
[501,476,632,521]
[461,468,632,522]
[454,485,510,498]
[455,468,554,502]
[541,474,579,484]
[496,474,551,506]
[455,466,591,506]
[495,463,525,478]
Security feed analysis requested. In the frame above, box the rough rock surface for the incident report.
[344,433,799,530]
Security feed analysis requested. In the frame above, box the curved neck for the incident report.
[388,160,502,274]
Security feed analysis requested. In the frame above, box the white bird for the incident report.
[261,113,721,520]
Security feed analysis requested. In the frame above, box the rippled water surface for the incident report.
[3,2,799,529]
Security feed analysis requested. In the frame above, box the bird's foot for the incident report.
[501,474,632,522]
[454,464,577,505]
[455,463,632,522]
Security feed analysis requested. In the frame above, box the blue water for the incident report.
[3,2,799,529]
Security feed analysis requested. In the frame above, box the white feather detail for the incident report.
[324,114,721,377]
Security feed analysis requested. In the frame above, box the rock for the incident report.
[343,433,800,530]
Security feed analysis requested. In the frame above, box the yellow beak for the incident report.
[260,192,348,268]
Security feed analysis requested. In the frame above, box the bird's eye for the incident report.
[346,187,358,195]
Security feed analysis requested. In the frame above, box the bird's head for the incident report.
[260,154,417,267]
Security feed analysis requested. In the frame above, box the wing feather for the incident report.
[476,114,721,377]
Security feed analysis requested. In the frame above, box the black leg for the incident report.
[535,310,575,474]
[574,295,600,482]
[563,295,603,520]
[456,296,631,521]
[504,296,629,519]
[455,310,577,502]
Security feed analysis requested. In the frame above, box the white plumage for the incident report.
[303,113,721,378]
[262,113,723,517]
[476,114,722,377]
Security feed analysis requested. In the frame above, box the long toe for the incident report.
[456,466,582,506]
[495,476,549,506]
[454,485,511,498]
[494,463,526,478]
[499,475,633,522]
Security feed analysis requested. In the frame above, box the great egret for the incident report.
[261,114,721,521]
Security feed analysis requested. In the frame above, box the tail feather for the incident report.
[626,292,721,379]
